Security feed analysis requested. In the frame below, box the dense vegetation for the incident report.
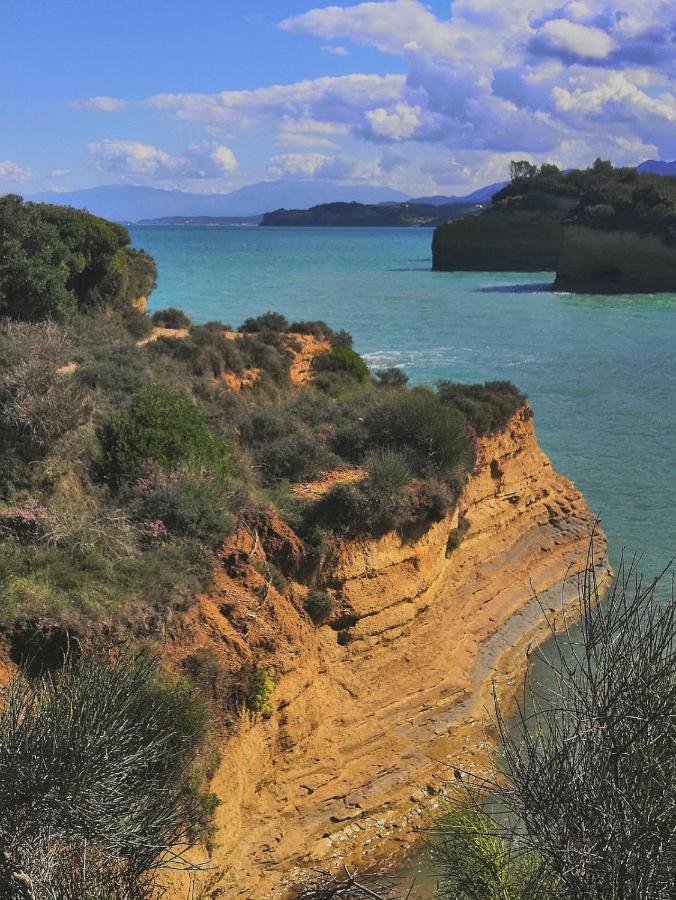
[0,194,156,321]
[493,159,676,243]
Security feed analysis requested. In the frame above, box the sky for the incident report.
[1,0,675,197]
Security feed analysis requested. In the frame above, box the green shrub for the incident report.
[151,307,192,329]
[122,247,157,306]
[376,367,409,387]
[304,590,335,624]
[258,434,340,485]
[437,380,527,436]
[316,346,370,384]
[125,466,234,548]
[239,311,289,333]
[98,385,230,486]
[247,666,275,715]
[362,388,471,478]
[76,343,152,400]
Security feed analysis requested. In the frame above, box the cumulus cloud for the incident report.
[88,140,238,180]
[533,19,616,60]
[0,160,33,182]
[73,96,128,112]
[87,0,676,190]
[48,169,70,178]
[364,102,423,140]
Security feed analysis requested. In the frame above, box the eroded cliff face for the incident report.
[556,225,676,293]
[167,407,607,898]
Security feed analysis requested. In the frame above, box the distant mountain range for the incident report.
[408,181,508,206]
[29,180,408,222]
[637,160,676,176]
[24,163,676,223]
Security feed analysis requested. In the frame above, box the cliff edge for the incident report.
[166,406,607,897]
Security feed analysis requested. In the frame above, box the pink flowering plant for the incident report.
[123,463,233,549]
[0,499,49,542]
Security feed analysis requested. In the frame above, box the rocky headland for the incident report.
[161,405,607,898]
[432,162,676,293]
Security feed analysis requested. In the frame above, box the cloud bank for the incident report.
[74,0,676,191]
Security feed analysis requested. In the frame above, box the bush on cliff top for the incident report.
[98,385,230,487]
[437,380,527,436]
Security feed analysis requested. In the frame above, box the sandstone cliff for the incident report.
[556,225,676,293]
[165,407,607,897]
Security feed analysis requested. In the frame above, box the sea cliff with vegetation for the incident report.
[432,160,676,292]
[0,195,607,897]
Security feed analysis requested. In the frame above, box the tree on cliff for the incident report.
[0,195,155,322]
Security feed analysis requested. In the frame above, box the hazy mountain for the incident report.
[409,181,508,206]
[29,180,408,221]
[637,159,676,176]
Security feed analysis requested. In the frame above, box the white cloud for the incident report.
[268,151,390,182]
[365,102,422,139]
[536,19,615,60]
[146,74,406,126]
[72,96,128,112]
[88,140,238,180]
[0,160,33,183]
[277,116,347,148]
[48,168,70,178]
[322,44,349,56]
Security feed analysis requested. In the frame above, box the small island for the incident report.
[261,199,479,227]
[432,160,676,293]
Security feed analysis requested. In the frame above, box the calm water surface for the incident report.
[131,224,676,577]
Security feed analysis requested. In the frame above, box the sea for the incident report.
[130,224,676,580]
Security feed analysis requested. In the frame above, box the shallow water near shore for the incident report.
[131,224,676,580]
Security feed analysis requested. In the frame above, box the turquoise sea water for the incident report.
[129,225,676,580]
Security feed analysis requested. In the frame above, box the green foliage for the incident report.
[247,666,275,715]
[0,196,158,323]
[124,465,234,548]
[122,248,157,305]
[151,307,191,328]
[361,388,471,478]
[316,346,370,384]
[376,367,409,387]
[239,311,290,333]
[495,161,676,241]
[436,380,527,436]
[432,801,563,900]
[0,194,75,321]
[288,319,353,348]
[304,590,335,624]
[98,385,230,486]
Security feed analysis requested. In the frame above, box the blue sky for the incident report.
[2,0,675,195]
